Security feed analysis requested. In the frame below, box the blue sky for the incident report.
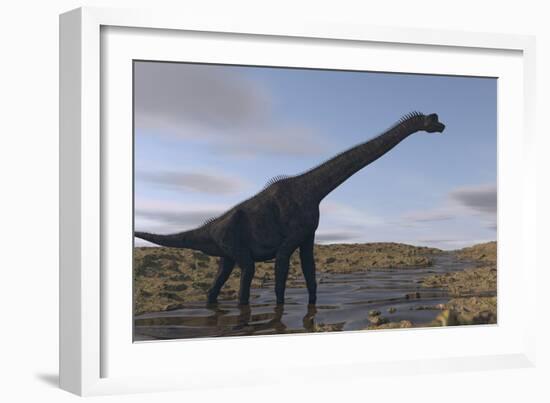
[134,61,497,250]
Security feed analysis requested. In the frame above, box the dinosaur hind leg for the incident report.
[207,257,236,304]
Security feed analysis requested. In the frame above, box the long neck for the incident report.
[295,116,425,202]
[135,227,220,255]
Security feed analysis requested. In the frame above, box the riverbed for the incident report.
[134,252,471,341]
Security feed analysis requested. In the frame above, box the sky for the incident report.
[133,61,497,250]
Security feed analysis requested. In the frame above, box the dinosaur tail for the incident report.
[135,229,206,249]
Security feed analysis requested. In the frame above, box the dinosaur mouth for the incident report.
[433,122,445,133]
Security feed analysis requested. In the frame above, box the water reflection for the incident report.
[222,304,319,333]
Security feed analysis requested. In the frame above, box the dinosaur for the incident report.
[135,112,445,305]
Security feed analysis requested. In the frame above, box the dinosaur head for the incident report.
[422,113,445,133]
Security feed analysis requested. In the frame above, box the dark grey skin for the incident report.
[135,112,445,305]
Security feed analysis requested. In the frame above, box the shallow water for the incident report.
[134,253,470,341]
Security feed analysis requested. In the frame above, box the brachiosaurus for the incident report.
[135,112,445,305]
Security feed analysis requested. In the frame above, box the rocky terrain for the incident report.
[366,241,497,330]
[134,241,497,332]
[424,241,497,327]
[134,242,440,315]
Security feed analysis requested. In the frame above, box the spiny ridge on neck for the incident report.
[294,111,427,201]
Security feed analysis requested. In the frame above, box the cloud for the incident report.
[398,183,497,228]
[314,201,384,244]
[134,62,269,130]
[136,209,223,229]
[416,238,458,244]
[402,210,454,223]
[134,61,329,156]
[208,126,327,157]
[449,184,497,214]
[134,200,229,232]
[320,200,383,227]
[138,170,247,194]
[315,231,360,243]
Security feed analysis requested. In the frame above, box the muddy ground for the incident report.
[134,241,497,331]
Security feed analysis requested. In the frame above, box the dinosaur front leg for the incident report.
[237,257,256,305]
[299,234,317,305]
[207,257,236,304]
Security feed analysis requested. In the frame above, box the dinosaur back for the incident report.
[263,174,291,190]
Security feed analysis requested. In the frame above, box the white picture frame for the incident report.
[59,6,537,396]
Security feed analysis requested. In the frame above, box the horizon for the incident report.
[134,61,497,250]
[134,239,497,252]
